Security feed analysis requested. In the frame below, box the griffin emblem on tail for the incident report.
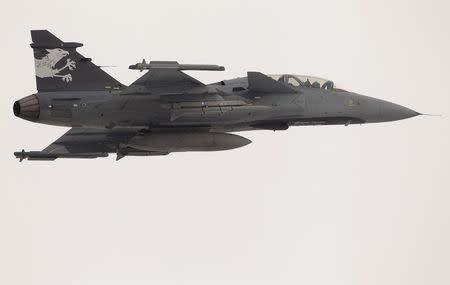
[34,48,76,82]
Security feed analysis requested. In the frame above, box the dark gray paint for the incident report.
[13,30,420,161]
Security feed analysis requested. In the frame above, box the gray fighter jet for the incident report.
[13,30,420,161]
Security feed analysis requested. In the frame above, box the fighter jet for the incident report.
[13,30,420,161]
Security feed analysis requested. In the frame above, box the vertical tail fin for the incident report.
[31,30,123,92]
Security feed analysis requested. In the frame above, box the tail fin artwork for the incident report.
[31,30,123,92]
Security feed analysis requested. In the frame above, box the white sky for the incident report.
[1,1,450,285]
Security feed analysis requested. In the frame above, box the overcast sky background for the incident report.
[1,1,450,285]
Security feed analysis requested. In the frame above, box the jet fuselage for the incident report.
[16,80,418,132]
[12,30,420,161]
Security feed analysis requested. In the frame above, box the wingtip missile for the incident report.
[129,60,225,71]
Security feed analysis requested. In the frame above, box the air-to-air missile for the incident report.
[129,59,225,72]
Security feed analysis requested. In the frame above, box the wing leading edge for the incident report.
[126,61,225,94]
[129,61,206,92]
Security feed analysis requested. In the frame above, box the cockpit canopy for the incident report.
[268,74,338,90]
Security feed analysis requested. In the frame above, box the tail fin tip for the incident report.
[30,30,123,92]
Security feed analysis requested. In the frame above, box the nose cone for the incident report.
[13,94,40,121]
[378,100,420,122]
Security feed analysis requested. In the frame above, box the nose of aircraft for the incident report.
[378,100,420,122]
[13,94,40,121]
